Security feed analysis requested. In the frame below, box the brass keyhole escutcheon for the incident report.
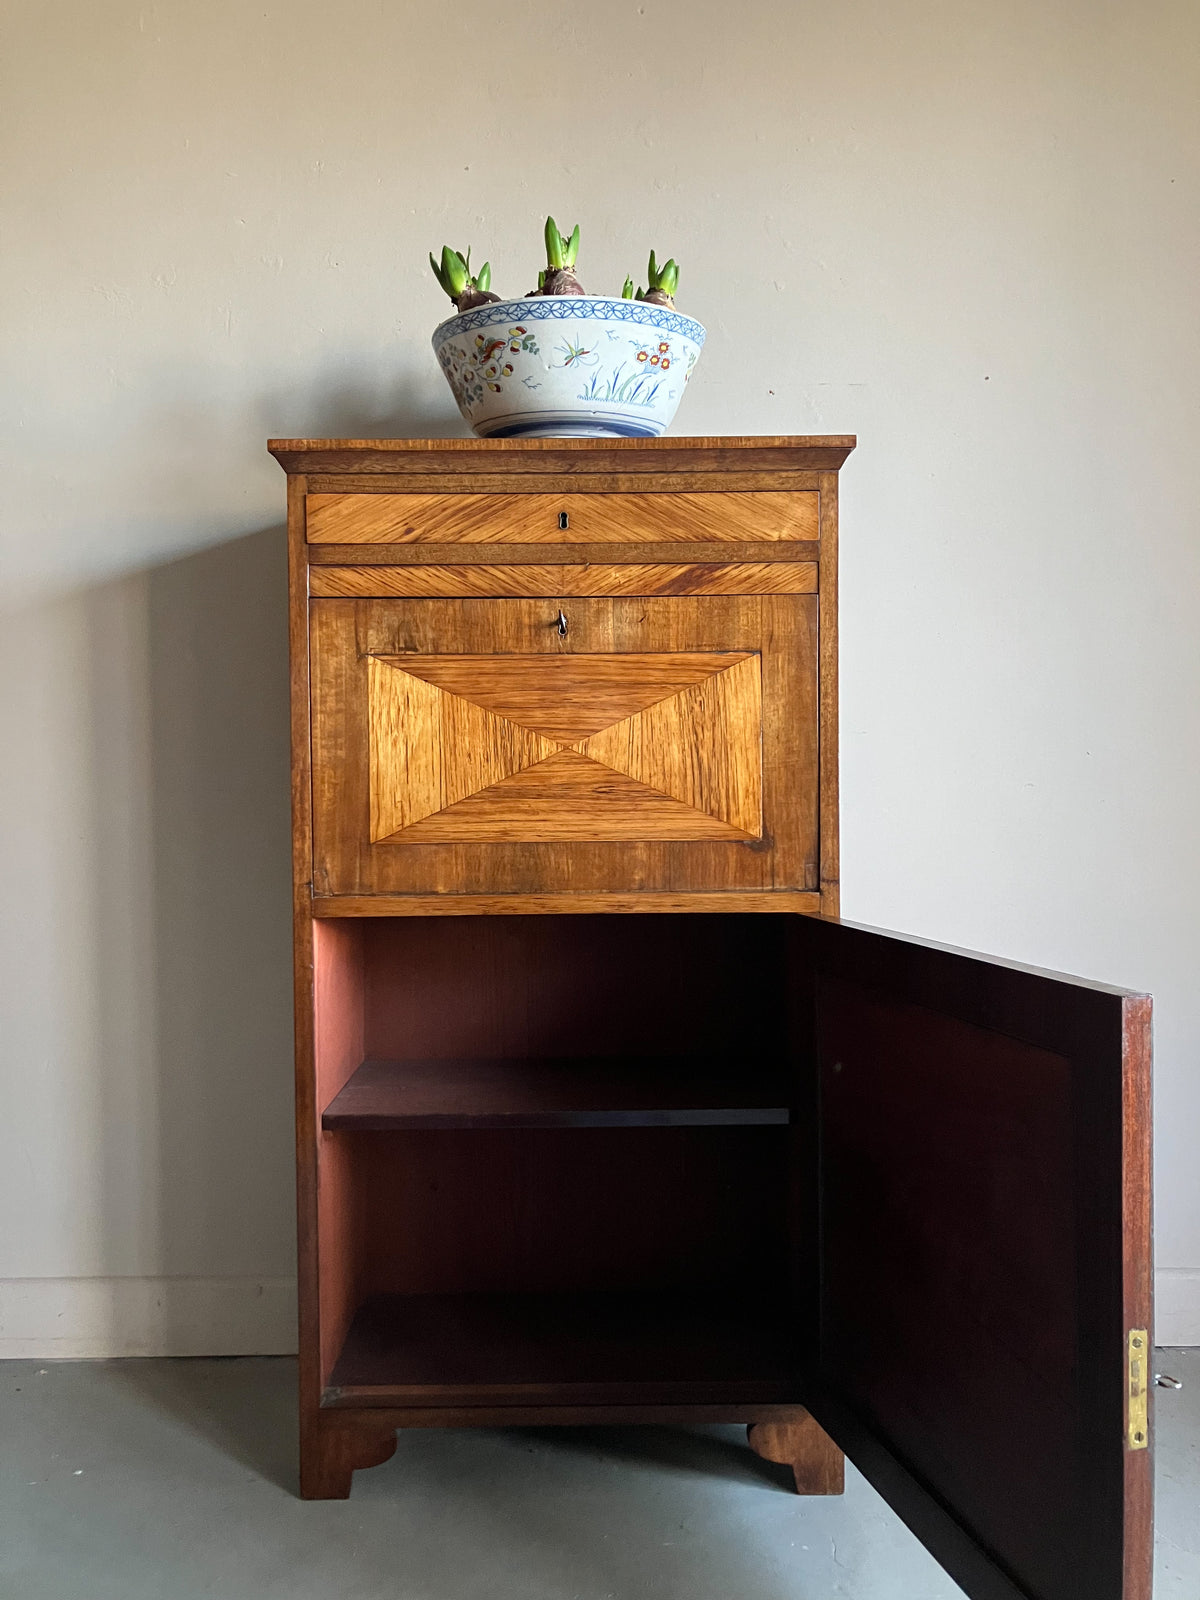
[558,511,569,530]
[556,609,569,639]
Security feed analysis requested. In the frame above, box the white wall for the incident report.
[1,0,1197,1354]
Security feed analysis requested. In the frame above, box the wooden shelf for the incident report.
[324,1291,801,1408]
[320,1056,792,1131]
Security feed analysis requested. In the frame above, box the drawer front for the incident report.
[309,562,818,598]
[305,490,818,545]
[310,596,818,899]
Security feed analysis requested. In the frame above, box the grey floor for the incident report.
[2,1351,1196,1600]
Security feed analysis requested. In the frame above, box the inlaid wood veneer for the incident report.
[306,490,819,545]
[367,651,763,843]
[309,562,818,598]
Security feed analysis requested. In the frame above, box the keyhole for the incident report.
[558,511,569,530]
[557,609,568,639]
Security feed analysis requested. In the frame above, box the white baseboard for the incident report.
[0,1276,298,1358]
[1157,1269,1200,1347]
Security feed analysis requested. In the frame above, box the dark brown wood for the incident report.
[325,1290,801,1409]
[797,915,1153,1600]
[344,1123,791,1305]
[321,1055,791,1130]
[747,1417,845,1495]
[354,914,791,1064]
[313,1402,811,1428]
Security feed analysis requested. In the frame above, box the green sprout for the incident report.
[621,276,635,300]
[633,250,679,307]
[544,216,580,271]
[428,245,499,311]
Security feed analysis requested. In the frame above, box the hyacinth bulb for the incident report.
[539,216,586,297]
[637,249,679,309]
[428,245,502,312]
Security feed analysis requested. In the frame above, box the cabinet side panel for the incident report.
[817,472,839,915]
[287,475,321,1414]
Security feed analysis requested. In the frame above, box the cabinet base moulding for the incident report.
[312,892,823,917]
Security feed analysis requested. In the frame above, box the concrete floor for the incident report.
[2,1351,1196,1600]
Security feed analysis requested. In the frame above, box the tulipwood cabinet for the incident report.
[269,436,1153,1600]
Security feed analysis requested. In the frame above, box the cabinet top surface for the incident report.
[268,435,856,475]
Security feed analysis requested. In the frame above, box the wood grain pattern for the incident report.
[307,541,821,567]
[312,891,823,916]
[747,1417,845,1496]
[366,651,762,842]
[387,750,752,843]
[368,659,556,840]
[578,654,762,837]
[377,651,748,741]
[305,471,824,496]
[310,562,818,598]
[310,596,817,897]
[268,434,857,477]
[306,491,819,545]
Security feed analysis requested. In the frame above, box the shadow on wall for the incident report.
[67,397,450,1356]
[152,524,294,1285]
[82,525,296,1350]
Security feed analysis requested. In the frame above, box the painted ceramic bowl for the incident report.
[432,295,705,438]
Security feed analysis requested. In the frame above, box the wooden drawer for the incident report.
[305,490,818,545]
[310,595,818,902]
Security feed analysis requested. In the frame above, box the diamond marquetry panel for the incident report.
[389,653,748,743]
[367,651,763,843]
[309,594,819,899]
[576,654,762,838]
[391,751,746,842]
[368,659,556,841]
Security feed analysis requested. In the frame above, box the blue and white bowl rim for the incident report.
[432,295,706,351]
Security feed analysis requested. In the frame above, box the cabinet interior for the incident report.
[313,913,816,1407]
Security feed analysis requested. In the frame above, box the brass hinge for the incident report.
[1127,1329,1149,1450]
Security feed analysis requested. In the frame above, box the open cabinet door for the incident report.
[796,917,1152,1600]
